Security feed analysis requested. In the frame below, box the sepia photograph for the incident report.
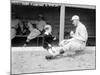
[11,0,96,74]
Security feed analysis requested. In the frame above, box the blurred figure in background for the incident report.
[23,15,46,46]
[16,20,29,35]
[11,19,19,40]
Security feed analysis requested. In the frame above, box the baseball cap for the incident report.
[71,15,80,20]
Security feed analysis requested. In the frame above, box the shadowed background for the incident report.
[11,3,96,46]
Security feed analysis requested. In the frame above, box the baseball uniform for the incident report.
[27,22,40,40]
[48,22,88,56]
[60,22,88,51]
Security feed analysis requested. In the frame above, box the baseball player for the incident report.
[11,19,19,39]
[45,15,88,59]
[23,15,46,46]
[23,22,41,46]
[43,24,56,50]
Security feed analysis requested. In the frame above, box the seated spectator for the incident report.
[11,19,19,39]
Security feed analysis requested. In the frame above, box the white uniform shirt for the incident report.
[27,22,34,31]
[36,20,46,31]
[72,22,88,42]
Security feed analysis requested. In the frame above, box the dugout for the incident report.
[11,0,96,46]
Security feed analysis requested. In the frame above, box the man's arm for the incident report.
[30,20,38,25]
[72,26,88,41]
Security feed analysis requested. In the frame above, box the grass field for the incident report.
[11,47,96,74]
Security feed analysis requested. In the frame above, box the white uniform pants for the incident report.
[48,38,86,56]
[62,40,86,51]
[27,29,41,40]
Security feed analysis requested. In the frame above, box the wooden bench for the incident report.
[15,34,44,46]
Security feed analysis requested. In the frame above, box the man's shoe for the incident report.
[45,55,56,60]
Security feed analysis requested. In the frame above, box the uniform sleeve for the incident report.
[30,21,38,24]
[73,26,88,41]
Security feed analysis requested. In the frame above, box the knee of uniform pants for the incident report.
[27,31,40,40]
[27,34,32,40]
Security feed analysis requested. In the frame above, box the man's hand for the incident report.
[70,31,74,37]
[53,36,56,40]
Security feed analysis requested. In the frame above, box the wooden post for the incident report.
[59,5,65,43]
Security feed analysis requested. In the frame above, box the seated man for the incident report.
[11,19,20,40]
[45,15,88,59]
[23,22,41,46]
[23,15,46,46]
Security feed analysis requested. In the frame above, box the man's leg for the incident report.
[45,39,73,60]
[62,41,85,56]
[45,39,70,60]
[24,30,40,46]
[23,38,31,46]
[59,39,71,47]
[45,46,65,59]
[47,41,75,57]
[46,39,85,59]
[49,39,72,56]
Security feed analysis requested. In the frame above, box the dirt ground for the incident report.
[11,47,96,74]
